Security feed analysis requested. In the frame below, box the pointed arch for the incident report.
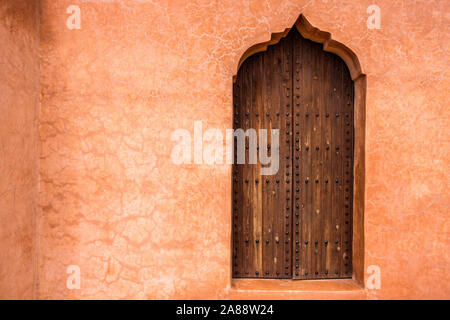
[234,15,364,81]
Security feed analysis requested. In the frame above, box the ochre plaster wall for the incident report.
[0,0,40,299]
[2,0,447,299]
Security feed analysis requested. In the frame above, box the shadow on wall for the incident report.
[0,0,40,299]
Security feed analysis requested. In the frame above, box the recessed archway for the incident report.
[231,14,365,285]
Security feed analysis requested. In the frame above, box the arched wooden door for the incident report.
[232,27,354,280]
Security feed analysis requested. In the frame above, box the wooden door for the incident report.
[232,28,354,280]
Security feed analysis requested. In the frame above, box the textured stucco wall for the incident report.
[13,0,447,299]
[0,0,40,299]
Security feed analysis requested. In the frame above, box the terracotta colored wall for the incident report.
[1,0,447,299]
[0,0,40,299]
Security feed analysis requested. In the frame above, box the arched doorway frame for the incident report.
[231,14,366,286]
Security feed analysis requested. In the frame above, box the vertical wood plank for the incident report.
[292,29,302,279]
[283,34,293,278]
[311,41,322,279]
[335,57,344,277]
[232,67,240,277]
[323,52,333,278]
[342,64,354,277]
[252,55,263,277]
[330,54,339,278]
[269,43,284,278]
[244,57,254,277]
[261,47,272,277]
[300,36,312,279]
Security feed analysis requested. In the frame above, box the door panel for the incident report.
[232,28,353,280]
